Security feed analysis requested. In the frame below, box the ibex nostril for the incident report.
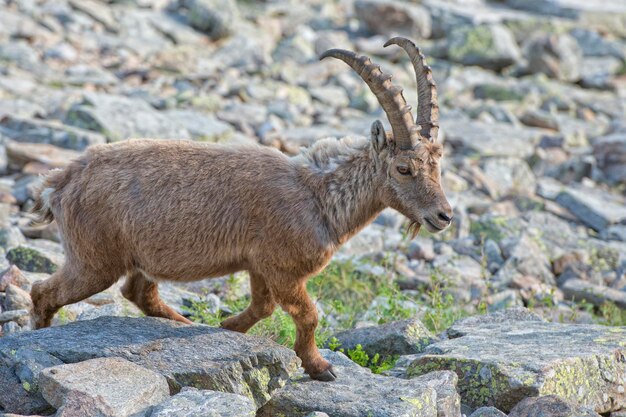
[438,212,452,223]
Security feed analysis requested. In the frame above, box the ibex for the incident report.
[30,37,451,381]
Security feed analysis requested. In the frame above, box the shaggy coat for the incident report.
[30,39,452,381]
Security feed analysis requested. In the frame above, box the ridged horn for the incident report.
[320,49,419,150]
[384,37,439,142]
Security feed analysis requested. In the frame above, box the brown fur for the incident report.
[30,128,451,380]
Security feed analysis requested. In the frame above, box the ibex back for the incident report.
[30,37,452,381]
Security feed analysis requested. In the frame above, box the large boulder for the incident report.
[508,395,601,417]
[0,317,299,415]
[400,309,626,413]
[39,357,169,417]
[258,350,460,417]
[329,318,437,359]
[148,387,256,417]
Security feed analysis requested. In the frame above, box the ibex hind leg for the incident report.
[31,264,119,329]
[121,270,192,324]
[221,272,276,333]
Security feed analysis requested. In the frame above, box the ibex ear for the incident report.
[370,120,387,153]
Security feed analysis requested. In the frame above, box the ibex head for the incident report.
[321,37,452,237]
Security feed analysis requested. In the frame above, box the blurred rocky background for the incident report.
[0,0,626,416]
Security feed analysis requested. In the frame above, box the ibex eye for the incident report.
[397,166,410,175]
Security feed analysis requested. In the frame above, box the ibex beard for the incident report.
[29,37,452,382]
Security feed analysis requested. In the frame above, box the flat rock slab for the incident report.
[403,315,626,413]
[0,317,299,415]
[148,387,256,417]
[257,349,460,417]
[39,357,169,416]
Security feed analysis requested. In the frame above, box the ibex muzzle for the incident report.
[30,38,450,383]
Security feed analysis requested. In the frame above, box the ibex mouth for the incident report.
[407,221,421,239]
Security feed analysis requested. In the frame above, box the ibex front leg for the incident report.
[275,281,336,381]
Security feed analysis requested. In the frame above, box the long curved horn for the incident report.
[384,37,439,142]
[320,49,419,150]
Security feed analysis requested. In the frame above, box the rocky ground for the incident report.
[0,0,625,416]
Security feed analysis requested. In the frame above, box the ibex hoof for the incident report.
[309,366,337,382]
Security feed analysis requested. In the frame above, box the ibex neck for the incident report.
[296,138,385,246]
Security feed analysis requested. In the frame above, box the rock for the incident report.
[6,141,80,171]
[329,318,437,358]
[354,0,432,39]
[6,245,61,274]
[408,237,436,261]
[560,278,626,309]
[187,0,239,40]
[504,0,626,37]
[555,185,626,232]
[39,357,169,416]
[0,317,298,414]
[469,407,508,417]
[593,133,626,185]
[403,310,626,413]
[508,395,601,417]
[525,34,583,82]
[2,320,21,334]
[257,349,460,417]
[0,266,30,291]
[65,93,190,142]
[4,284,32,311]
[443,119,542,158]
[495,233,555,288]
[569,28,625,60]
[164,110,233,142]
[446,24,521,71]
[0,117,106,151]
[446,307,544,338]
[148,387,256,417]
[480,157,536,198]
[602,225,626,242]
[0,309,29,324]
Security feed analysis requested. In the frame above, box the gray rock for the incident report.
[65,93,190,142]
[480,157,536,198]
[446,24,521,71]
[164,110,234,142]
[443,119,542,158]
[525,34,583,82]
[4,284,32,311]
[408,237,436,261]
[602,225,626,242]
[39,357,169,417]
[504,0,626,37]
[498,233,555,287]
[593,133,626,185]
[187,0,239,40]
[560,278,626,309]
[508,395,601,417]
[354,0,432,39]
[569,28,626,60]
[403,312,626,413]
[76,302,125,322]
[6,141,81,171]
[329,318,437,359]
[148,387,256,417]
[2,320,21,334]
[258,349,460,417]
[446,308,544,338]
[0,317,298,414]
[555,185,626,232]
[0,309,29,324]
[469,407,508,417]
